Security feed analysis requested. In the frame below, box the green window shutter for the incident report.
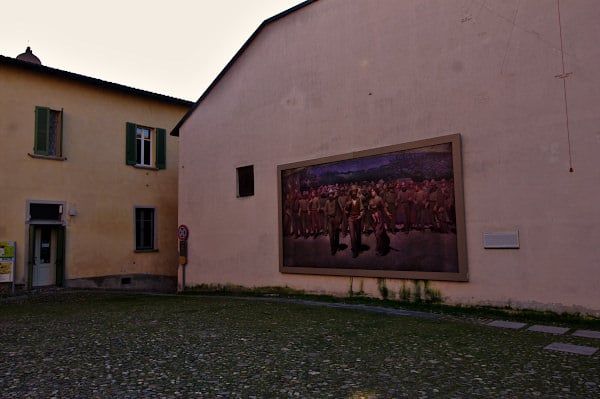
[125,122,137,165]
[34,106,50,155]
[156,128,166,169]
[58,108,64,157]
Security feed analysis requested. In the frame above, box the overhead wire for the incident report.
[555,0,574,173]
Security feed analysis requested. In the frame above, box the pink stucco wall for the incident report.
[178,0,600,314]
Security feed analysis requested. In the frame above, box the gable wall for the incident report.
[179,0,600,314]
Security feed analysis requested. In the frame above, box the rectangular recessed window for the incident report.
[34,106,63,157]
[237,165,254,197]
[29,203,63,222]
[135,207,156,251]
[126,122,166,169]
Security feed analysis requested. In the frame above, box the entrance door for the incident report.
[32,226,56,287]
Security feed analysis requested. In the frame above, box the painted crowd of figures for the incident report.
[283,179,456,258]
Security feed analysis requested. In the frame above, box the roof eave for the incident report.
[0,55,193,107]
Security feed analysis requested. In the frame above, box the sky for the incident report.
[1,0,304,101]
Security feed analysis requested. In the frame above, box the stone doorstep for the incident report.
[572,330,600,339]
[487,320,527,329]
[527,325,570,335]
[544,342,598,356]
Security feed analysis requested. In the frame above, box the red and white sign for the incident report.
[177,224,189,241]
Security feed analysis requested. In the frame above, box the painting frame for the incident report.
[278,134,468,282]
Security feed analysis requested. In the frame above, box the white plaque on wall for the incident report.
[483,231,519,249]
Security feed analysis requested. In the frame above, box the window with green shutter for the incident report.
[34,106,63,157]
[156,128,166,169]
[125,122,137,165]
[125,122,166,169]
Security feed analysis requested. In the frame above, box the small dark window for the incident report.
[237,165,254,197]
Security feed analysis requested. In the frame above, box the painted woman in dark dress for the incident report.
[369,188,392,256]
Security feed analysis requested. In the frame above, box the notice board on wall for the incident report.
[0,241,15,283]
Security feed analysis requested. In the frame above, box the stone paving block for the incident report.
[544,342,598,356]
[527,325,570,335]
[572,330,600,339]
[487,320,527,329]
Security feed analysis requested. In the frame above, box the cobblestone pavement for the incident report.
[1,291,599,398]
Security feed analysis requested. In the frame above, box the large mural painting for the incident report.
[278,134,467,281]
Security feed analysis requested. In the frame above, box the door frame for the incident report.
[26,200,67,289]
[27,224,66,289]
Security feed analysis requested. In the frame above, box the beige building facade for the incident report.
[174,0,600,314]
[0,51,191,291]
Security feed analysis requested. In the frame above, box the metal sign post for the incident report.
[177,225,188,292]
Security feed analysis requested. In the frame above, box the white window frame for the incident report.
[136,126,153,167]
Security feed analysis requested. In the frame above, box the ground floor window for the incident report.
[135,207,156,251]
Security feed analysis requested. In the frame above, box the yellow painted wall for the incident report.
[0,61,190,286]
